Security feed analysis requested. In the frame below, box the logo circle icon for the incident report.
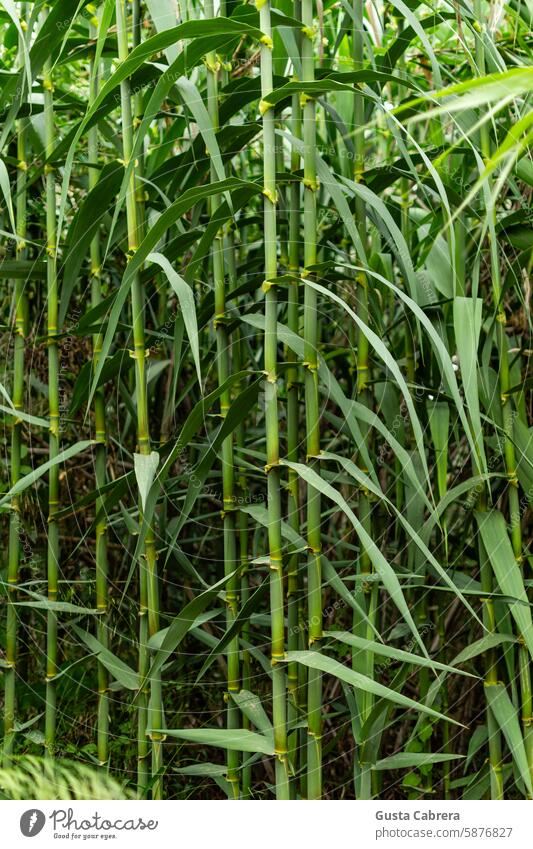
[20,810,46,838]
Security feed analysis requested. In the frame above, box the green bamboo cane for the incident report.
[115,0,162,797]
[205,0,240,798]
[301,0,322,799]
[4,15,29,764]
[258,0,290,799]
[287,60,302,799]
[350,1,378,802]
[223,216,251,796]
[89,12,109,770]
[43,39,59,761]
[474,0,530,793]
[232,273,251,798]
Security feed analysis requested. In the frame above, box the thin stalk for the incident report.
[43,39,59,761]
[259,0,290,799]
[352,0,376,800]
[205,1,240,798]
[286,22,302,797]
[4,15,28,764]
[224,226,250,796]
[115,0,162,797]
[235,355,251,797]
[301,0,322,799]
[474,0,531,792]
[89,13,109,770]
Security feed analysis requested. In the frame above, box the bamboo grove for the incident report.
[0,0,532,802]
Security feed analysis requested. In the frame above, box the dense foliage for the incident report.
[0,0,532,800]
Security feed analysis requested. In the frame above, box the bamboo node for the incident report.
[15,240,26,253]
[254,0,268,10]
[301,25,315,40]
[307,729,322,739]
[269,554,283,572]
[259,34,273,50]
[264,460,280,474]
[262,187,277,205]
[259,99,273,116]
[302,359,317,372]
[43,78,54,92]
[261,278,277,293]
[20,18,27,31]
[44,163,55,174]
[204,55,221,74]
[263,368,277,384]
[496,310,506,324]
[213,312,229,328]
[17,159,27,171]
[300,92,315,108]
[128,347,151,359]
[303,177,319,192]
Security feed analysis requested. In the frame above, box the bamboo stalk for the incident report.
[43,34,59,761]
[88,12,109,770]
[350,0,377,801]
[115,0,162,797]
[286,17,302,796]
[4,13,28,764]
[474,0,530,795]
[205,0,240,799]
[258,0,290,800]
[223,204,250,796]
[301,0,322,800]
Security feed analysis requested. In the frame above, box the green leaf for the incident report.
[0,404,48,429]
[158,728,275,755]
[285,651,460,724]
[454,297,486,473]
[134,452,160,512]
[485,682,533,796]
[147,252,201,385]
[0,157,15,235]
[0,441,95,509]
[145,572,236,686]
[476,510,533,659]
[73,627,139,691]
[327,631,474,677]
[230,690,273,736]
[450,634,517,667]
[374,752,464,770]
[282,461,428,658]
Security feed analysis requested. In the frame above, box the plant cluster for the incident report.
[0,0,532,800]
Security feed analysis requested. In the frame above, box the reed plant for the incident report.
[0,0,531,802]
